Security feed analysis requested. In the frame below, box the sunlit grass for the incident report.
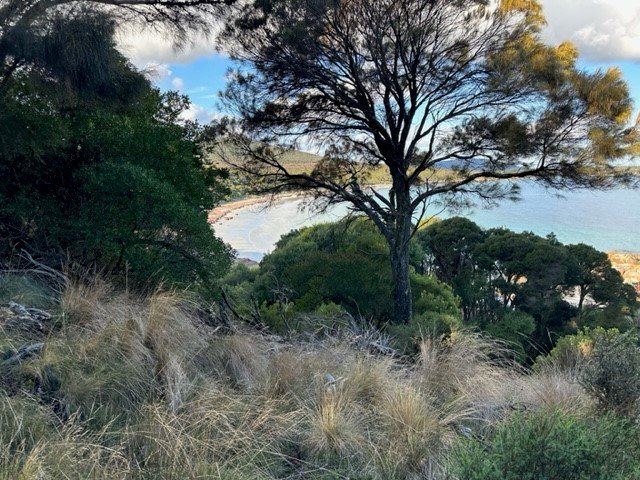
[0,277,592,479]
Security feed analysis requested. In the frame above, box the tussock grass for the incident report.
[0,278,593,479]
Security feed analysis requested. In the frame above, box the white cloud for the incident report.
[180,103,223,124]
[172,77,185,90]
[540,0,640,62]
[140,62,172,82]
[116,25,222,68]
[116,3,639,70]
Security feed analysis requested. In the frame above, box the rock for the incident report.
[4,342,45,365]
[235,257,259,267]
[1,302,52,333]
[27,308,52,322]
[8,301,29,317]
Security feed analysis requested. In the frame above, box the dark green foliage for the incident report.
[249,218,459,336]
[254,219,394,320]
[565,243,637,326]
[0,9,149,108]
[417,218,493,322]
[0,11,231,293]
[483,310,535,362]
[417,217,637,359]
[448,409,640,480]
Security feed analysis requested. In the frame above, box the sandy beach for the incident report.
[208,192,305,224]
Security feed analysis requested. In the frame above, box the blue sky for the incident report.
[118,0,640,124]
[153,56,640,122]
[155,55,229,115]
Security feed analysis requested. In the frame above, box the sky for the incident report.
[116,0,640,125]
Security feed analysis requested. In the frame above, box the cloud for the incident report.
[172,77,185,90]
[540,0,640,62]
[116,2,639,71]
[180,103,223,124]
[116,25,221,68]
[140,62,172,82]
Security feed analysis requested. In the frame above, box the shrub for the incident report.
[537,327,640,416]
[251,219,460,340]
[448,409,640,480]
[253,219,396,320]
[580,330,640,416]
[484,310,535,362]
[0,50,232,295]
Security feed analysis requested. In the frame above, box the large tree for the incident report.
[565,243,636,313]
[0,3,232,293]
[220,0,638,324]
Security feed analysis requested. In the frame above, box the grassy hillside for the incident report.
[1,274,639,479]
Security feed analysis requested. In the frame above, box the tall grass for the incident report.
[0,277,591,479]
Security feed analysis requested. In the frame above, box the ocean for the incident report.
[214,182,640,261]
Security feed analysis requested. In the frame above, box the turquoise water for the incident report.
[214,183,640,261]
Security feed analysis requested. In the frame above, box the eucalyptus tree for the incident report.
[220,0,637,324]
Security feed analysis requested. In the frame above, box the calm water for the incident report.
[214,183,640,261]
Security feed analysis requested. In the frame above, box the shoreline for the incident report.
[209,194,640,288]
[209,184,392,225]
[208,191,306,224]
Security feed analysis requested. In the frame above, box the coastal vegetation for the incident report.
[0,3,232,295]
[1,275,640,479]
[222,217,637,361]
[219,0,639,325]
[0,0,639,478]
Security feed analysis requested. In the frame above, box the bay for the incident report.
[214,182,640,261]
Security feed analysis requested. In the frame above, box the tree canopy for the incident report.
[417,217,637,356]
[219,0,639,324]
[0,5,232,293]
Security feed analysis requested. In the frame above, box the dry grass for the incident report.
[0,279,594,479]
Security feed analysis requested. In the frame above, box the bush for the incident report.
[484,311,535,362]
[0,37,232,295]
[579,330,640,416]
[537,327,640,416]
[253,219,395,320]
[448,409,640,480]
[252,219,459,335]
[388,274,461,352]
[535,327,608,371]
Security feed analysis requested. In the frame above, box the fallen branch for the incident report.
[220,287,270,333]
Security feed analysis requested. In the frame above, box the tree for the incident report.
[219,0,638,324]
[0,7,232,293]
[565,243,632,311]
[416,217,489,321]
[251,218,448,324]
[0,0,232,78]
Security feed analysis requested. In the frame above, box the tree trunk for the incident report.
[390,242,412,324]
[389,181,413,324]
[578,286,587,312]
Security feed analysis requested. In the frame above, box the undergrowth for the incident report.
[0,275,634,479]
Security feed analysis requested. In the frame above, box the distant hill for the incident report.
[208,144,462,186]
